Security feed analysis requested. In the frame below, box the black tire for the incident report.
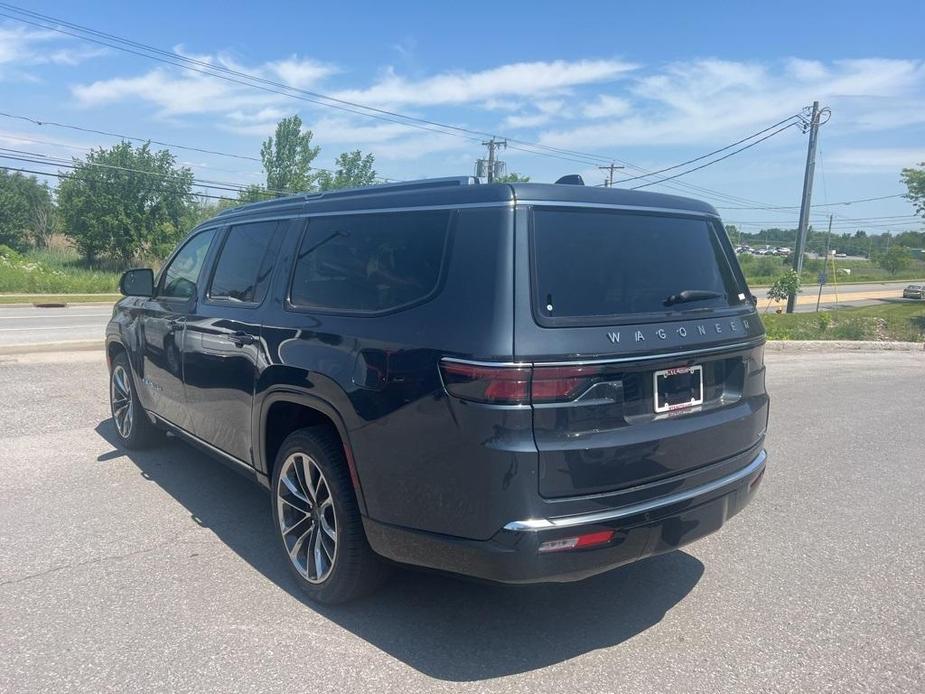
[109,351,162,449]
[271,427,389,604]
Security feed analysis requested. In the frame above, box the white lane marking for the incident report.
[0,324,105,332]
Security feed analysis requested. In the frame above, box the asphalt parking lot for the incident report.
[1,349,923,693]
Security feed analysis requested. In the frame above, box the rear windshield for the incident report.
[532,208,744,324]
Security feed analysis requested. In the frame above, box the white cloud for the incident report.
[331,59,638,107]
[0,23,104,78]
[268,56,338,88]
[581,95,631,119]
[72,49,336,116]
[539,58,925,150]
[827,147,925,172]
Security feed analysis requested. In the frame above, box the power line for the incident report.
[0,110,397,182]
[716,193,907,210]
[615,112,807,184]
[0,163,235,201]
[0,148,280,197]
[0,2,811,197]
[630,122,801,190]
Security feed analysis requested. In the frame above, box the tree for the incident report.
[57,142,194,265]
[317,150,377,191]
[766,269,800,313]
[874,245,910,276]
[260,115,320,194]
[0,171,55,250]
[901,163,924,217]
[724,224,739,245]
[496,172,530,183]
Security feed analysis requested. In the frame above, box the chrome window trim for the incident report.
[504,449,767,531]
[514,199,721,218]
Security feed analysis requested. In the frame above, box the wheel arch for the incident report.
[258,389,367,514]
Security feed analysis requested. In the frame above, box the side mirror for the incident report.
[748,294,759,307]
[119,268,154,297]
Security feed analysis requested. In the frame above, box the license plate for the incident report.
[653,365,703,413]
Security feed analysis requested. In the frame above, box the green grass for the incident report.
[761,300,925,342]
[0,293,119,304]
[0,246,122,294]
[740,255,925,286]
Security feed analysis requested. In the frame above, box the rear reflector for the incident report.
[440,360,609,405]
[537,529,615,553]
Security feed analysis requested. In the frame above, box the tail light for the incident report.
[439,360,607,405]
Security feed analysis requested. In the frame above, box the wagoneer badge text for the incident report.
[607,318,752,344]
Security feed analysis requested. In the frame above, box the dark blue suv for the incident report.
[107,177,769,603]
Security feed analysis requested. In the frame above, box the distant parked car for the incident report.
[902,284,925,299]
[834,252,848,258]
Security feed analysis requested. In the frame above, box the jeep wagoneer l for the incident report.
[107,176,769,603]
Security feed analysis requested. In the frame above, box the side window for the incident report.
[158,228,217,300]
[289,210,451,313]
[208,221,283,304]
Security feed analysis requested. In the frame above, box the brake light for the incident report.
[538,529,615,553]
[440,360,609,404]
[531,365,605,403]
[439,361,531,405]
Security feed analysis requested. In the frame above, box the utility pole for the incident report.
[598,162,624,187]
[787,101,822,313]
[815,214,833,312]
[481,138,507,182]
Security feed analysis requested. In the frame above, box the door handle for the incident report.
[228,331,258,347]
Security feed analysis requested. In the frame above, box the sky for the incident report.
[0,0,923,236]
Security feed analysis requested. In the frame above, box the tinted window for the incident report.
[532,208,743,323]
[208,221,282,304]
[289,210,451,312]
[159,228,217,300]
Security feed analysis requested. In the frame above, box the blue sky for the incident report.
[1,0,923,235]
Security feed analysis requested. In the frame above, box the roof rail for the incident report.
[214,176,479,217]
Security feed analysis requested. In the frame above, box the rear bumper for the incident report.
[364,449,767,583]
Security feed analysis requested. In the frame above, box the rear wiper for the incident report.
[663,289,723,307]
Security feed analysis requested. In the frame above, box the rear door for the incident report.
[514,205,768,499]
[183,219,285,463]
[138,227,219,430]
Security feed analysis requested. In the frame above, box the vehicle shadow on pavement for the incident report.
[95,421,704,682]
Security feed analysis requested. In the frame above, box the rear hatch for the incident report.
[514,204,768,499]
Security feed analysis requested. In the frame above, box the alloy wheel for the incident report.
[276,452,337,584]
[110,365,134,439]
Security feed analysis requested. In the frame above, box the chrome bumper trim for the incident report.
[504,449,767,531]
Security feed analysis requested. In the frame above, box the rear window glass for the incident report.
[532,208,743,324]
[289,210,451,313]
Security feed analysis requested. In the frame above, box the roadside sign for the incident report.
[818,273,827,285]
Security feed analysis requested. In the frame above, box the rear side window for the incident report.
[532,208,743,325]
[289,210,452,313]
[208,221,282,304]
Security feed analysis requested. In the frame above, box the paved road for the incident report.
[0,304,111,347]
[0,278,922,343]
[750,279,925,312]
[1,349,923,693]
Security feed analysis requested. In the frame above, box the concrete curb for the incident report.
[766,340,924,352]
[0,340,104,355]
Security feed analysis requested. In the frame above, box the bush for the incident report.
[0,246,120,293]
[754,256,782,277]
